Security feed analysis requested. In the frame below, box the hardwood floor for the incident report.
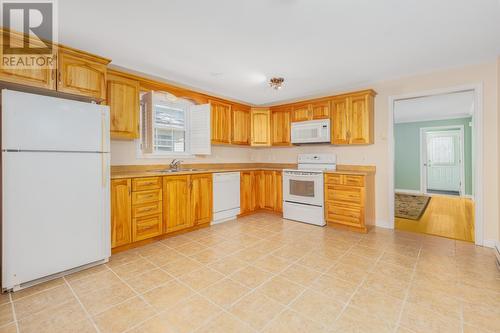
[395,195,474,242]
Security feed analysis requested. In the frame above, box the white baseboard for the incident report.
[482,239,497,248]
[395,189,422,195]
[463,194,475,200]
[375,220,392,229]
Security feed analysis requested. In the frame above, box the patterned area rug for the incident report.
[395,193,431,220]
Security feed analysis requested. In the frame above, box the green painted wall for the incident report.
[394,117,473,195]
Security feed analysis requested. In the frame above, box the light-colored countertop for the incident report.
[110,163,375,179]
[111,167,286,179]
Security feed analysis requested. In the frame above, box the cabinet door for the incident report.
[111,179,132,248]
[331,98,350,145]
[274,171,283,213]
[348,94,373,144]
[132,213,162,242]
[163,176,192,232]
[232,107,250,145]
[271,109,291,146]
[251,109,271,146]
[262,170,276,210]
[311,100,330,119]
[57,48,108,100]
[190,174,213,225]
[255,171,265,209]
[291,104,311,122]
[240,171,256,214]
[0,30,56,90]
[107,71,139,139]
[210,101,232,144]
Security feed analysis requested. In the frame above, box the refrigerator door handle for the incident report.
[101,153,107,188]
[101,111,107,153]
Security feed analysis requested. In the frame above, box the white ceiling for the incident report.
[394,90,474,123]
[58,0,500,105]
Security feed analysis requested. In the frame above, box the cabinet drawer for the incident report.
[325,184,362,205]
[326,203,363,227]
[132,213,162,242]
[343,175,364,187]
[132,177,162,191]
[132,201,162,218]
[325,174,343,185]
[132,189,162,204]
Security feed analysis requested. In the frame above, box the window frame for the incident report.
[137,92,195,159]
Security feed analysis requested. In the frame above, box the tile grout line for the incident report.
[105,260,160,315]
[123,222,323,333]
[63,276,102,333]
[391,244,422,333]
[8,292,20,333]
[258,236,362,332]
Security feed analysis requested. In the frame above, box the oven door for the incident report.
[283,171,324,206]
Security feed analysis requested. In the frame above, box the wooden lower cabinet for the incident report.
[240,171,257,214]
[190,174,213,225]
[131,177,162,241]
[324,173,374,232]
[241,170,282,214]
[111,179,132,248]
[163,175,192,233]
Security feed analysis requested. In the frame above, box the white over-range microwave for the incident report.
[291,119,330,144]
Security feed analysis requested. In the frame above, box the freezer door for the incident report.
[2,151,110,290]
[1,89,109,152]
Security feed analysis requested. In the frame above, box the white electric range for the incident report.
[282,153,337,226]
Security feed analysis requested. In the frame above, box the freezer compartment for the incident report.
[2,151,110,290]
[1,89,109,152]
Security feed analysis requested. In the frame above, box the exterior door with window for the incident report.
[425,130,461,193]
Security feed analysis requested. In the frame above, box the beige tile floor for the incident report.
[1,212,499,333]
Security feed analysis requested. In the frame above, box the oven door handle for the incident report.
[284,173,323,178]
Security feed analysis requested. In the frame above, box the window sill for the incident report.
[136,152,196,159]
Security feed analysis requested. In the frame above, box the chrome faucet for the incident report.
[169,159,182,171]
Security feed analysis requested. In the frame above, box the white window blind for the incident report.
[140,92,210,156]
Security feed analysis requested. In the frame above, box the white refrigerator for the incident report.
[1,89,111,291]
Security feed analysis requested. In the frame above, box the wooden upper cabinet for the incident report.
[111,179,132,248]
[271,108,291,146]
[349,93,374,144]
[311,100,330,119]
[331,97,350,145]
[210,100,232,144]
[331,90,375,145]
[163,175,192,233]
[250,108,271,146]
[0,29,56,90]
[107,71,140,140]
[291,104,311,122]
[57,46,110,100]
[231,107,251,145]
[190,174,213,225]
[290,100,329,122]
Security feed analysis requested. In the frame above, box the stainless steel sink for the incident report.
[148,168,208,173]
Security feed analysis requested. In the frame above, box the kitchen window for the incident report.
[139,91,211,157]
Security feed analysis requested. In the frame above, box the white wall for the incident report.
[110,60,499,242]
[110,140,253,165]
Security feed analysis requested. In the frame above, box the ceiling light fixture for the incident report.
[269,77,285,90]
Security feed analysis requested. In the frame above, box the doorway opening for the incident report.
[390,89,477,242]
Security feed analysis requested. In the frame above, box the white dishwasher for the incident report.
[212,172,241,224]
